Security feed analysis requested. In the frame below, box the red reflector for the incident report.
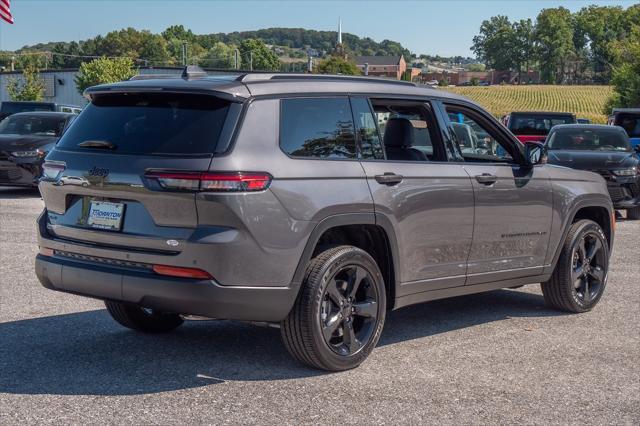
[152,264,213,279]
[144,171,271,192]
[39,247,54,257]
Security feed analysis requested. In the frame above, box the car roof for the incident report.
[509,111,575,116]
[6,111,75,118]
[612,108,640,114]
[83,72,470,104]
[550,124,628,133]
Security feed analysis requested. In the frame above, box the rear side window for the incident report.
[280,98,356,159]
[56,93,231,155]
[616,113,640,138]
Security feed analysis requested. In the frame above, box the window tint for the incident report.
[616,113,640,138]
[280,98,356,159]
[0,114,67,136]
[446,108,513,162]
[351,98,383,159]
[547,128,631,151]
[508,114,575,136]
[56,93,231,155]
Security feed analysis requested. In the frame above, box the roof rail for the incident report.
[237,73,416,86]
[181,65,208,80]
[129,74,178,81]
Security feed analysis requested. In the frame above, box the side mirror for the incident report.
[525,142,547,166]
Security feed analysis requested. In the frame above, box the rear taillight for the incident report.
[42,161,66,181]
[144,171,272,192]
[152,264,213,279]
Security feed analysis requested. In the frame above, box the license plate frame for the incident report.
[87,200,125,231]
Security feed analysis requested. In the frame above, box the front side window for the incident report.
[280,98,356,159]
[446,106,513,163]
[616,113,640,138]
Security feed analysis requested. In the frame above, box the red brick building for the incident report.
[355,55,419,80]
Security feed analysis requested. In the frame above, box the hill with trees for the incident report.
[0,26,411,72]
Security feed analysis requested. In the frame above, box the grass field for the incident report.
[443,85,613,123]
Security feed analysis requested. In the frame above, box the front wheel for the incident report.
[105,300,184,333]
[281,245,386,371]
[627,206,640,220]
[541,219,609,313]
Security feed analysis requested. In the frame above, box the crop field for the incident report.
[442,85,613,123]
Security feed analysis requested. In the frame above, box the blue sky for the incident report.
[0,0,636,56]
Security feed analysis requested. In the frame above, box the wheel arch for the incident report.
[548,196,614,274]
[291,213,400,310]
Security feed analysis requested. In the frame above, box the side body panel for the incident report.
[360,162,474,294]
[461,164,553,284]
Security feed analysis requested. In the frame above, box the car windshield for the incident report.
[56,93,231,155]
[616,113,640,138]
[509,114,575,135]
[0,115,66,136]
[547,128,631,151]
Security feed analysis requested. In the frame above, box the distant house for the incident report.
[354,55,420,80]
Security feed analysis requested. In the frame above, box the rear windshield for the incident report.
[547,128,631,151]
[509,114,575,136]
[615,113,640,138]
[56,93,231,155]
[0,114,67,136]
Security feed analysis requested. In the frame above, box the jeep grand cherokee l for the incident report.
[35,68,615,371]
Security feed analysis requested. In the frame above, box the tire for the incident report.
[281,245,386,371]
[541,219,609,313]
[104,300,184,333]
[627,206,640,220]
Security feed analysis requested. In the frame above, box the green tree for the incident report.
[472,16,516,71]
[74,57,136,94]
[206,42,236,69]
[535,7,575,84]
[512,19,535,82]
[314,55,360,75]
[6,65,45,101]
[604,25,640,112]
[238,39,280,71]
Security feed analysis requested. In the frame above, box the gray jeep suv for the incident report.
[35,69,614,371]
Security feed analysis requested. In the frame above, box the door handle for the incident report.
[475,173,498,185]
[375,173,403,186]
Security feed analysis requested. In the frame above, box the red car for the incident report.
[502,111,577,144]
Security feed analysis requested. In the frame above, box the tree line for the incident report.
[472,4,640,85]
[0,25,411,72]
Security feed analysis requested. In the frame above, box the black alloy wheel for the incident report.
[320,264,379,356]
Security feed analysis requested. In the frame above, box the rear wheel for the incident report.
[281,245,386,371]
[104,300,184,333]
[627,206,640,220]
[541,219,609,313]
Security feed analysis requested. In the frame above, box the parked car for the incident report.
[608,108,640,151]
[503,111,577,144]
[546,124,640,219]
[35,69,614,371]
[0,111,76,187]
[0,101,82,121]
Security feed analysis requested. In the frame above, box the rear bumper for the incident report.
[35,254,299,322]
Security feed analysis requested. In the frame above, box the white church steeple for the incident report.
[338,18,342,45]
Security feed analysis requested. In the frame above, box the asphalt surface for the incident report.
[0,186,638,425]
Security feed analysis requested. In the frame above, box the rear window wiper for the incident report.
[77,140,116,150]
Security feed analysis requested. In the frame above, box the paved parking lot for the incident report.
[1,186,638,424]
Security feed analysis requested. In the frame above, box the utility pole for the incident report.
[307,55,313,73]
[10,56,15,71]
[234,49,239,69]
[249,51,253,71]
[182,42,188,66]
